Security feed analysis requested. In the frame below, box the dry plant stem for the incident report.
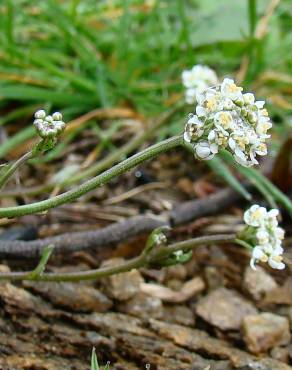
[0,187,242,258]
[0,102,184,198]
[0,150,33,190]
[0,234,236,282]
[0,135,183,218]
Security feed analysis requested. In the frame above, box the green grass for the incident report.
[1,0,291,119]
[91,348,110,370]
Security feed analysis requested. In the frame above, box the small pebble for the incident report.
[242,312,291,353]
[100,258,144,301]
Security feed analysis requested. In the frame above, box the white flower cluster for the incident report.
[182,65,218,104]
[33,110,66,139]
[244,205,285,270]
[184,78,272,167]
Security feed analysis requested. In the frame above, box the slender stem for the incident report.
[234,238,253,250]
[0,150,33,190]
[0,234,238,282]
[0,102,184,198]
[0,135,184,218]
[27,244,54,280]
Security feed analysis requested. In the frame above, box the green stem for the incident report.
[234,238,253,250]
[0,102,184,198]
[0,150,33,190]
[0,234,237,282]
[0,135,184,218]
[27,244,54,280]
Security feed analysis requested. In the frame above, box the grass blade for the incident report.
[220,151,292,215]
[0,126,35,159]
[208,157,252,201]
[91,348,99,370]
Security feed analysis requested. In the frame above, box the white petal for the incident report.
[268,257,285,270]
[255,100,265,109]
[252,246,265,260]
[268,209,279,218]
[183,131,191,143]
[250,258,257,270]
[196,106,206,117]
[194,142,211,159]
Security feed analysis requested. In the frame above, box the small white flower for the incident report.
[221,78,243,101]
[182,65,218,104]
[256,228,269,245]
[243,204,267,227]
[33,109,66,138]
[184,115,204,142]
[242,205,285,271]
[243,93,255,105]
[34,110,46,119]
[183,78,271,166]
[52,112,63,121]
[214,111,234,132]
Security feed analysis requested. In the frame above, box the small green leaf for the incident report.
[158,250,193,267]
[143,226,170,256]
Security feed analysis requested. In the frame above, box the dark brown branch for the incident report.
[0,187,242,258]
[170,187,241,225]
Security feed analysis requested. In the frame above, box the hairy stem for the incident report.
[0,135,184,218]
[0,234,238,282]
[0,150,33,190]
[0,102,184,198]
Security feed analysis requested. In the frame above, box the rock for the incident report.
[196,287,257,330]
[270,347,289,363]
[149,319,291,370]
[166,278,183,291]
[164,264,187,281]
[140,276,205,303]
[162,305,195,326]
[242,312,291,353]
[100,258,144,301]
[204,266,225,291]
[264,277,292,305]
[0,283,57,318]
[116,293,163,319]
[24,281,113,312]
[243,266,278,300]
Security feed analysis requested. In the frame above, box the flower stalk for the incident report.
[0,234,237,282]
[0,135,184,218]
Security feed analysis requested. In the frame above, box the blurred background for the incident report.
[0,0,291,160]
